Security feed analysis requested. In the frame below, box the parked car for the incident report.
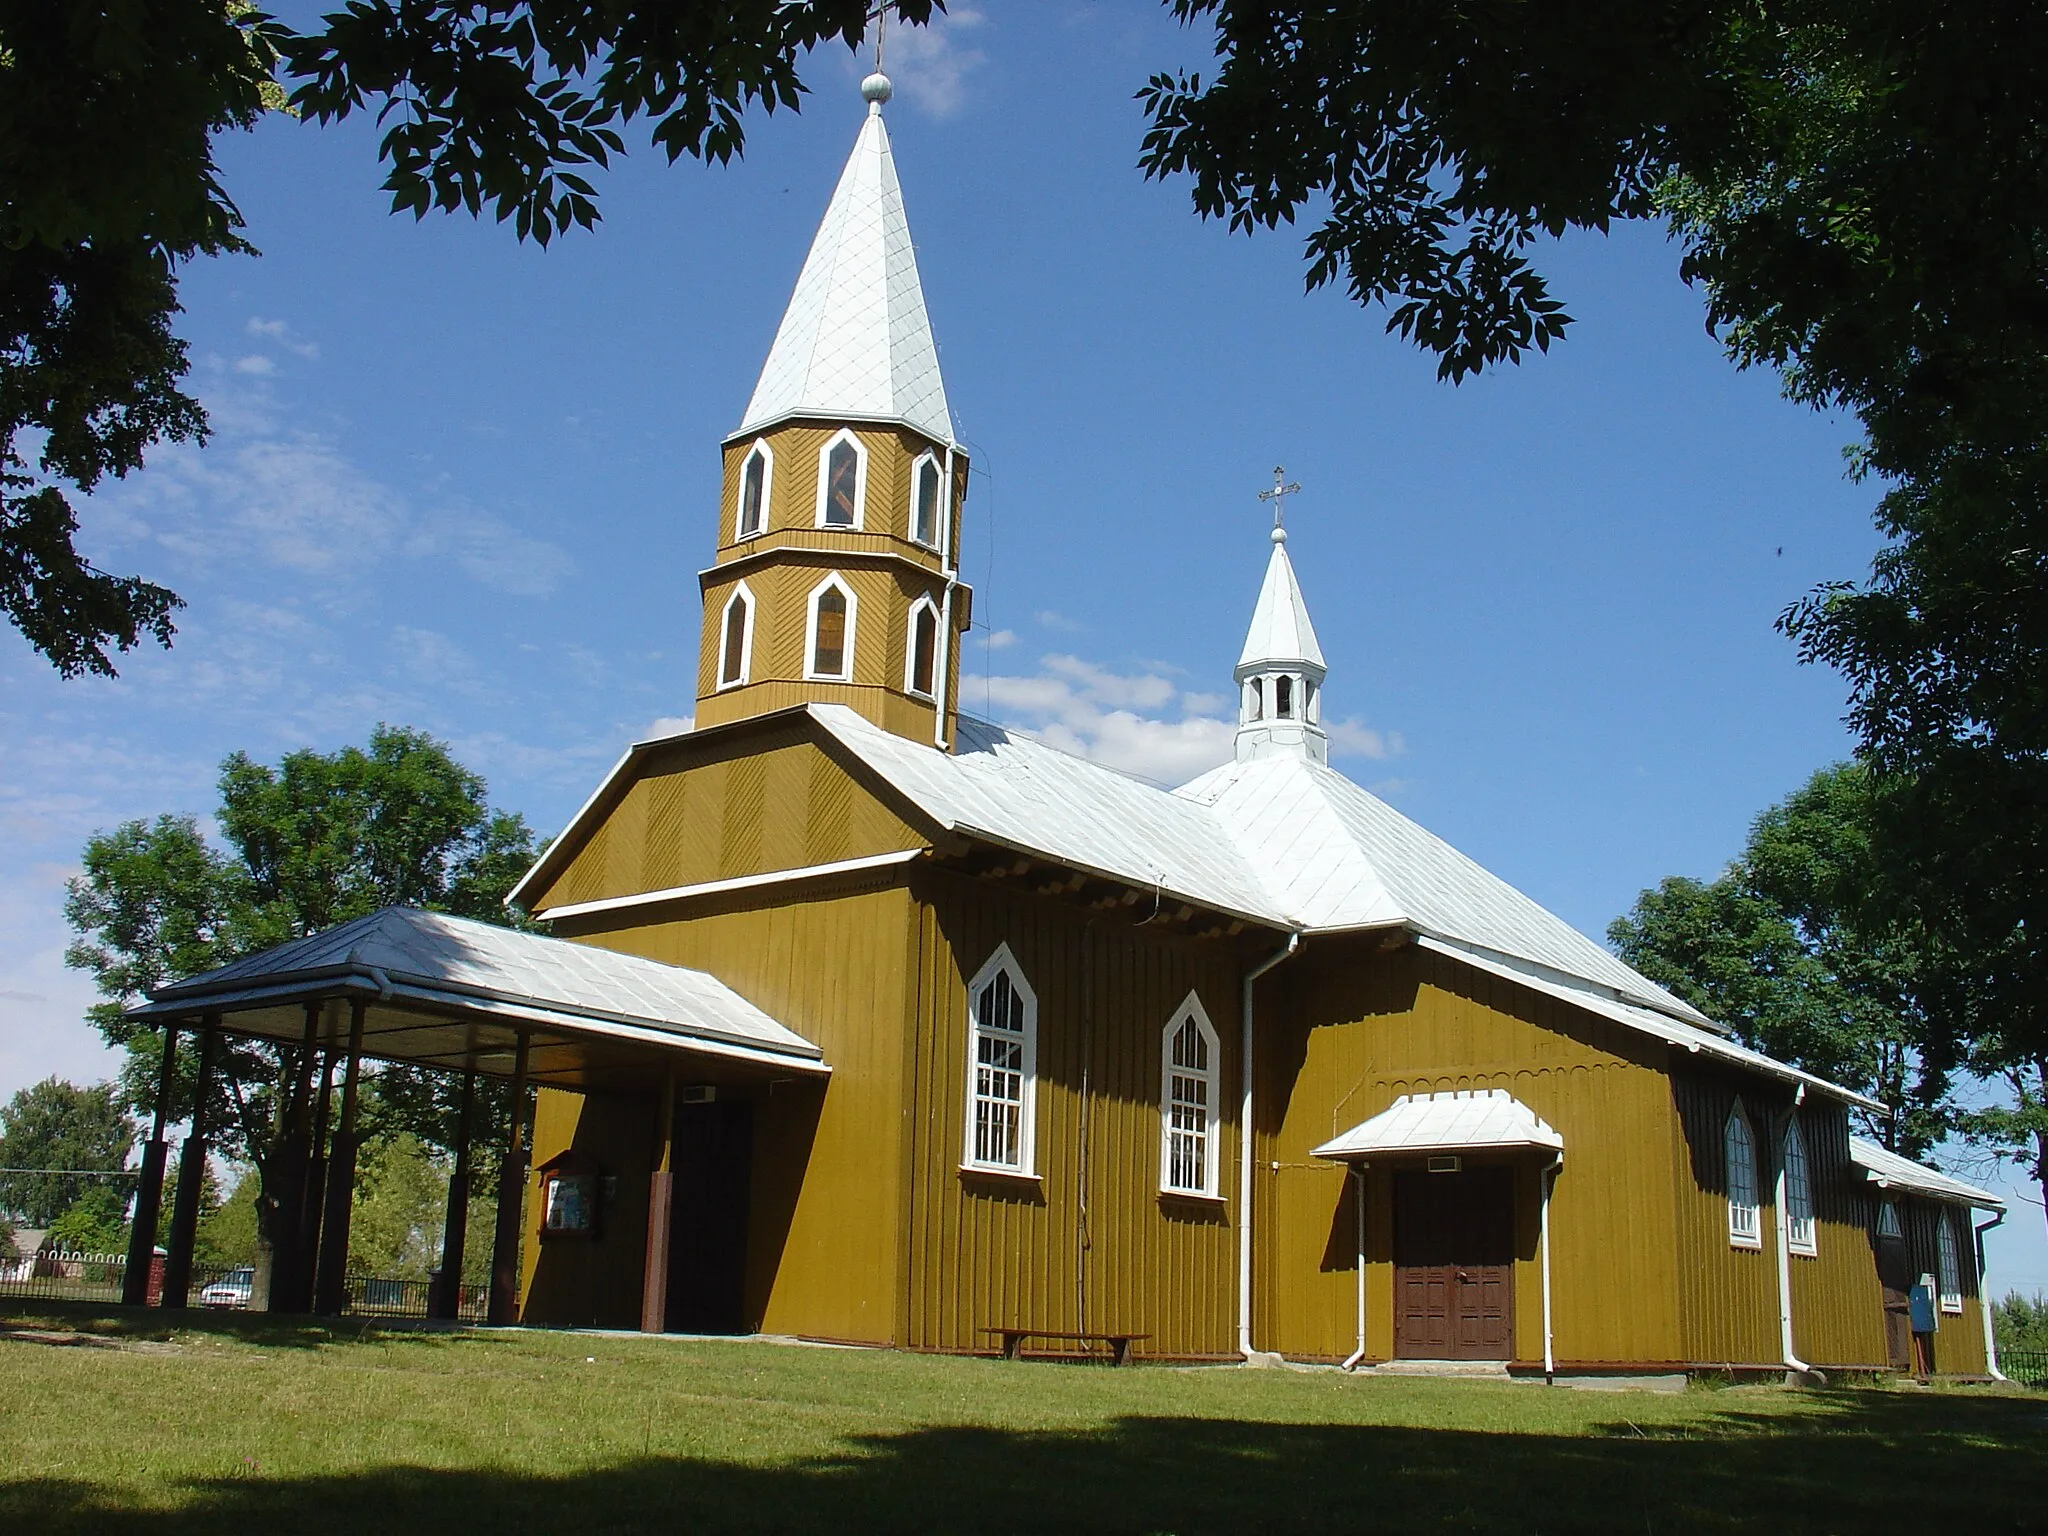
[198,1267,254,1308]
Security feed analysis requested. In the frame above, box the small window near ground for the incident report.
[1784,1114,1817,1256]
[964,946,1036,1174]
[907,601,938,697]
[1725,1103,1761,1249]
[737,442,770,538]
[1160,996,1220,1197]
[913,455,943,547]
[1936,1211,1964,1313]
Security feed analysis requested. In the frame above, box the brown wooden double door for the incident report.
[1393,1167,1515,1360]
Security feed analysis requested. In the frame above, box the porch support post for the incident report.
[297,1046,337,1305]
[161,1020,221,1307]
[487,1031,532,1326]
[314,1000,367,1317]
[431,1070,477,1321]
[122,1023,180,1306]
[641,1065,678,1333]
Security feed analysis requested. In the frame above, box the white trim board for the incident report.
[536,848,926,921]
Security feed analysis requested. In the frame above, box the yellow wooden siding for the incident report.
[901,870,1243,1358]
[527,732,927,913]
[522,1085,655,1329]
[539,884,919,1343]
[718,421,959,555]
[1668,1072,1781,1365]
[1783,1101,1892,1369]
[1254,942,1688,1365]
[1901,1196,1991,1375]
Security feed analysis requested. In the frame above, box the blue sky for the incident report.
[2,4,2039,1289]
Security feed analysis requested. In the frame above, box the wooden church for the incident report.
[501,71,2007,1378]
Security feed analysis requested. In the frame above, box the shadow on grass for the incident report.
[5,1389,2042,1534]
[0,1297,508,1353]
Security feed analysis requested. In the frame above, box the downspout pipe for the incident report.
[1342,1164,1367,1370]
[1774,1084,1815,1383]
[1975,1209,2009,1382]
[1239,931,1302,1359]
[932,441,959,751]
[1540,1150,1563,1385]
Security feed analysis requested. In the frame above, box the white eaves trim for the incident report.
[1851,1135,2005,1211]
[1413,934,1884,1112]
[536,848,927,922]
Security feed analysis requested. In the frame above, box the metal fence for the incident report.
[2002,1349,2048,1387]
[0,1250,484,1322]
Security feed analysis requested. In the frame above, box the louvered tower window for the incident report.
[1725,1104,1761,1248]
[737,442,771,538]
[818,430,865,528]
[1160,998,1220,1197]
[907,600,938,697]
[964,947,1036,1174]
[718,585,753,688]
[806,576,855,680]
[913,454,942,547]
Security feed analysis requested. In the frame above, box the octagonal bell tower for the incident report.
[694,72,971,749]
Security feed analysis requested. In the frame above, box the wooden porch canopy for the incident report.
[125,905,829,1091]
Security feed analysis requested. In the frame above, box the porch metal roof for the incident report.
[1312,1088,1565,1162]
[1850,1136,2004,1211]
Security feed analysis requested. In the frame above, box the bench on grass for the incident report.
[982,1327,1152,1366]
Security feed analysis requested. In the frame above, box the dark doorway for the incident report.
[1393,1166,1515,1360]
[666,1098,754,1334]
[1874,1202,1913,1372]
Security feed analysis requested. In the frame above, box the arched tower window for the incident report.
[1783,1113,1816,1255]
[805,575,857,681]
[1275,674,1294,719]
[1247,678,1263,720]
[1725,1103,1760,1248]
[905,597,939,697]
[912,452,943,548]
[717,583,755,689]
[964,945,1037,1174]
[736,441,772,539]
[816,429,867,529]
[1160,994,1220,1197]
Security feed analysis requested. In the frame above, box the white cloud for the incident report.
[964,652,1401,785]
[233,354,276,376]
[1034,609,1085,633]
[642,716,695,740]
[246,316,320,359]
[983,628,1018,651]
[879,5,989,118]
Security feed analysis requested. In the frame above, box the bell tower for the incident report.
[694,71,971,749]
[1235,469,1329,764]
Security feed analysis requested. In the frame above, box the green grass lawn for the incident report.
[2,1302,2040,1534]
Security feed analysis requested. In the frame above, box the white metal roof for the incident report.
[1236,534,1326,674]
[136,906,823,1067]
[1850,1136,2004,1210]
[735,100,953,444]
[1312,1089,1564,1161]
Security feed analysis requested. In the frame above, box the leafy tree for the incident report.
[1993,1292,2048,1355]
[45,1184,130,1255]
[0,0,932,677]
[0,1077,137,1226]
[195,1164,260,1269]
[347,1132,447,1280]
[1610,765,1952,1155]
[64,724,537,1300]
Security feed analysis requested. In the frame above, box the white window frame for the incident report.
[1936,1208,1964,1313]
[909,450,943,548]
[1725,1101,1762,1249]
[803,573,858,682]
[903,595,940,698]
[814,427,868,530]
[962,943,1037,1177]
[1159,991,1221,1198]
[1877,1198,1903,1241]
[1783,1112,1817,1257]
[716,581,756,690]
[735,439,773,540]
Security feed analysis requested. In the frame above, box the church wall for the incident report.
[1668,1070,1784,1366]
[521,1086,656,1330]
[1901,1195,1991,1376]
[716,421,958,557]
[537,879,920,1345]
[900,868,1245,1359]
[1253,941,1690,1366]
[1784,1100,1892,1369]
[527,728,927,913]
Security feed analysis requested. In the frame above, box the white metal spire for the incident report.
[1235,469,1328,763]
[734,73,954,444]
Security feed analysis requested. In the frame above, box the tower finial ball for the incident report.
[861,72,894,105]
[1271,525,1287,544]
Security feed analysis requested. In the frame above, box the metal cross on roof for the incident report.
[1258,465,1302,531]
[869,1,895,73]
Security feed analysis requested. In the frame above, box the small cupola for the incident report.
[1234,478,1328,764]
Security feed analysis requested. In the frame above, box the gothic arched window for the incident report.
[805,575,856,681]
[1160,995,1220,1197]
[717,583,754,689]
[737,441,771,539]
[906,598,939,697]
[1783,1113,1817,1255]
[1725,1103,1761,1248]
[817,429,866,529]
[912,453,943,548]
[964,945,1037,1174]
[1936,1210,1964,1312]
